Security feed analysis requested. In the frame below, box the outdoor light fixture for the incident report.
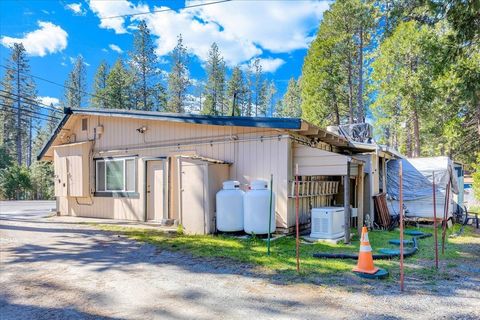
[136,126,148,133]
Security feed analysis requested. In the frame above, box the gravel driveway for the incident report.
[1,217,479,320]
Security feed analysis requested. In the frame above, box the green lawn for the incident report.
[95,223,479,282]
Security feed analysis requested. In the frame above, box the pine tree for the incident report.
[167,35,190,113]
[64,55,87,109]
[226,66,245,116]
[104,59,134,110]
[202,43,226,115]
[371,21,435,157]
[277,78,302,118]
[130,20,160,111]
[252,58,264,116]
[258,80,275,116]
[0,71,16,157]
[91,60,109,109]
[244,64,253,116]
[301,0,374,126]
[1,43,37,166]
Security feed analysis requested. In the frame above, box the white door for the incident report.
[146,160,167,222]
[180,161,206,234]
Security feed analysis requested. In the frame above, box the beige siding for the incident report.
[293,143,347,176]
[58,115,291,228]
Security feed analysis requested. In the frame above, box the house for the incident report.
[39,108,376,235]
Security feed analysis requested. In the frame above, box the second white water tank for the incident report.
[216,181,244,232]
[244,180,275,234]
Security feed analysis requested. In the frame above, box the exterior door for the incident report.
[146,160,167,222]
[180,161,206,234]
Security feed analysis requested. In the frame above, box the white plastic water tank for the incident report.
[216,181,245,232]
[310,207,345,239]
[244,180,275,235]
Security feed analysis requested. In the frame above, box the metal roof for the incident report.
[68,108,303,129]
[37,107,304,160]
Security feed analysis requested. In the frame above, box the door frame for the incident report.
[143,157,168,222]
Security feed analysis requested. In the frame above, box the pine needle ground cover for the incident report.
[95,224,479,283]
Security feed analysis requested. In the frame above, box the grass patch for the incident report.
[95,223,479,281]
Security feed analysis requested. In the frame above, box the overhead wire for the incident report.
[100,0,232,20]
[0,64,115,108]
[0,93,62,114]
[0,89,62,111]
[0,103,62,121]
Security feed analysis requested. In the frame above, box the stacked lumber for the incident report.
[373,193,391,228]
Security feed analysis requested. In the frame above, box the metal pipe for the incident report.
[295,164,300,272]
[442,180,451,254]
[267,174,273,256]
[432,171,438,269]
[399,160,404,292]
[344,161,351,244]
[97,134,291,155]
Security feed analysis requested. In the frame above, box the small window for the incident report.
[81,118,88,131]
[95,157,136,192]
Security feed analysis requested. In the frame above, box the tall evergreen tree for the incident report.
[64,55,87,109]
[226,66,245,116]
[371,21,435,157]
[301,0,374,125]
[244,64,254,116]
[104,59,133,110]
[252,58,264,116]
[130,20,160,111]
[91,60,109,109]
[1,43,37,166]
[167,35,190,113]
[202,43,226,115]
[276,78,302,118]
[258,80,275,116]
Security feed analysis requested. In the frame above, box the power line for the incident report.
[101,0,232,20]
[0,103,62,121]
[0,108,59,124]
[0,91,62,113]
[0,89,62,111]
[0,64,114,108]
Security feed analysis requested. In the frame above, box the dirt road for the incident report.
[1,217,479,319]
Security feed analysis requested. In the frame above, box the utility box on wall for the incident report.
[53,142,92,198]
[179,157,229,235]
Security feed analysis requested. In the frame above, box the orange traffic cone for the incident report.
[353,226,379,274]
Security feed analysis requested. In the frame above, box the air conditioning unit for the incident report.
[310,207,345,239]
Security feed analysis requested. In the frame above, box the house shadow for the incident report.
[1,219,478,303]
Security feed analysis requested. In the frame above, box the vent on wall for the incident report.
[81,118,88,131]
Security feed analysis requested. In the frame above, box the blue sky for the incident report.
[0,0,331,109]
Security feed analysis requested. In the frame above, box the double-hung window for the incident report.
[96,157,136,193]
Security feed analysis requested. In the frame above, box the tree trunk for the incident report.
[347,59,354,124]
[357,26,364,123]
[27,117,32,167]
[406,119,412,158]
[413,108,421,157]
[16,63,22,166]
[333,91,340,125]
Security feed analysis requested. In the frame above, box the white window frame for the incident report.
[95,157,136,192]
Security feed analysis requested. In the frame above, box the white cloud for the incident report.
[255,58,286,73]
[88,0,329,67]
[0,21,68,57]
[88,0,148,34]
[109,44,123,54]
[39,96,60,107]
[187,0,329,53]
[65,3,86,15]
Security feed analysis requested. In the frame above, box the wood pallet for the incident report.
[373,193,391,228]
